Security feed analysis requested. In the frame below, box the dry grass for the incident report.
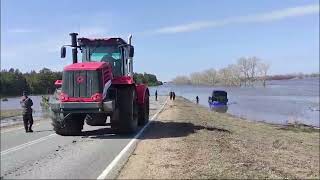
[0,109,22,120]
[118,97,320,179]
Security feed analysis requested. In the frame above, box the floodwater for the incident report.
[1,95,47,117]
[149,78,320,127]
[1,78,319,127]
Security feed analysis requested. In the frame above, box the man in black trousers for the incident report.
[20,91,34,133]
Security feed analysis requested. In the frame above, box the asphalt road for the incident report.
[1,96,167,179]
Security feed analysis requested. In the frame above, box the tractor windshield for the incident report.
[83,46,123,77]
[90,46,121,61]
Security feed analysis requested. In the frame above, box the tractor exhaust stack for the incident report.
[128,34,132,45]
[70,33,78,64]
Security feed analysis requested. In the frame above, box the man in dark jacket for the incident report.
[20,91,34,133]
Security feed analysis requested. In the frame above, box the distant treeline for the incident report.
[133,72,163,86]
[0,68,162,97]
[172,56,319,87]
[0,68,62,97]
[266,73,320,80]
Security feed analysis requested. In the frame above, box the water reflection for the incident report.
[210,105,228,113]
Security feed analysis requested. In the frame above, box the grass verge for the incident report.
[118,96,320,179]
[0,109,22,120]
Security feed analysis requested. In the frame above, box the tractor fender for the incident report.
[112,76,135,85]
[135,84,149,105]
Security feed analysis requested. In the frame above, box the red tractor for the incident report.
[49,33,149,135]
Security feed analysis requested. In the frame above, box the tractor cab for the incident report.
[78,37,134,77]
[208,90,228,105]
[61,33,134,78]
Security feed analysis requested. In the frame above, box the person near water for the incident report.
[169,91,173,100]
[196,96,199,104]
[20,91,34,133]
[155,90,158,101]
[172,92,176,100]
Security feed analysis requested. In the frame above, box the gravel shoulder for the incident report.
[118,96,320,179]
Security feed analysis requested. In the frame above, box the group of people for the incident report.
[155,90,176,101]
[169,91,176,100]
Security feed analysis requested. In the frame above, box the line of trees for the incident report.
[266,73,320,80]
[172,56,271,87]
[133,72,163,86]
[172,56,319,87]
[0,68,162,97]
[0,68,62,97]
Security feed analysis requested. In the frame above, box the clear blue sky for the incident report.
[1,0,319,81]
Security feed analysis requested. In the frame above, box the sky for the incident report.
[1,0,319,81]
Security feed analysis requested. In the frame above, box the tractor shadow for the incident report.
[139,120,231,140]
[34,130,54,133]
[80,120,231,140]
[80,127,134,139]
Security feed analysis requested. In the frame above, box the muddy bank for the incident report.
[118,96,319,179]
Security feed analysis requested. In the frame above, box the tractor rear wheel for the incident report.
[85,114,107,126]
[111,86,138,133]
[138,93,149,126]
[51,113,86,136]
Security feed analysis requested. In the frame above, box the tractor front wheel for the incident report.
[111,86,138,133]
[51,113,86,136]
[138,93,149,126]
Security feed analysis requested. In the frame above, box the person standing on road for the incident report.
[20,91,34,133]
[155,90,158,101]
[172,92,176,101]
[196,96,199,104]
[169,91,173,100]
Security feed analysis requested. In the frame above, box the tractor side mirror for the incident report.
[129,46,134,58]
[61,46,66,58]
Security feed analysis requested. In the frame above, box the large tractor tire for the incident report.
[85,114,107,126]
[138,93,149,126]
[111,86,138,134]
[51,113,86,136]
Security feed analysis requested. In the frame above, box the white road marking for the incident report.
[0,123,40,134]
[97,97,169,179]
[1,134,56,156]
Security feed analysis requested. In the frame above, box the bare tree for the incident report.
[248,56,259,86]
[190,72,203,85]
[226,64,242,86]
[203,68,217,86]
[257,62,270,87]
[237,57,251,86]
[216,65,240,86]
[172,76,190,84]
[237,57,260,86]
